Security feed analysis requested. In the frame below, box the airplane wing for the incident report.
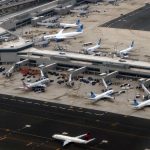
[75,134,87,139]
[63,140,72,146]
[58,29,64,35]
[103,95,114,99]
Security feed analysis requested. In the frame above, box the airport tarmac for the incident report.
[101,3,150,31]
[0,69,150,119]
[12,0,150,62]
[0,94,150,150]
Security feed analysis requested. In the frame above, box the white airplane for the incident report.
[117,41,134,57]
[52,133,95,147]
[88,90,114,103]
[43,24,83,41]
[20,78,50,91]
[60,19,80,28]
[83,39,101,54]
[132,99,150,109]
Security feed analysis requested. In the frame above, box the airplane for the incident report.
[88,90,114,103]
[116,41,134,58]
[132,99,150,109]
[20,78,50,91]
[52,133,95,147]
[83,39,101,54]
[60,19,80,28]
[43,24,83,41]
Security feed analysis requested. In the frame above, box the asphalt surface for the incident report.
[0,94,150,150]
[101,4,150,31]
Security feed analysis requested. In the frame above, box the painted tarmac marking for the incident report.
[18,100,24,102]
[34,103,40,105]
[85,111,92,114]
[0,136,7,141]
[50,106,57,108]
[59,107,66,110]
[26,142,33,146]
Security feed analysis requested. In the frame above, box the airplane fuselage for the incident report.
[86,45,100,53]
[52,134,88,144]
[44,31,82,40]
[60,23,78,28]
[133,99,150,109]
[119,46,133,55]
[26,78,49,88]
[90,90,114,101]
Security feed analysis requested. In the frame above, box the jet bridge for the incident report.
[42,63,57,73]
[99,71,119,90]
[5,59,29,78]
[66,66,87,87]
[105,71,119,82]
[139,78,150,99]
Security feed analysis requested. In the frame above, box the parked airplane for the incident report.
[132,99,150,109]
[52,133,95,146]
[43,24,83,41]
[88,90,114,103]
[20,78,50,91]
[116,41,134,57]
[60,19,80,28]
[83,39,101,54]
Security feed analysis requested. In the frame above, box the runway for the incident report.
[101,4,150,31]
[0,94,150,150]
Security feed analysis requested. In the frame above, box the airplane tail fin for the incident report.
[90,92,96,98]
[85,138,95,144]
[97,38,101,45]
[76,19,80,25]
[21,80,29,90]
[22,80,26,87]
[77,24,83,32]
[130,41,134,48]
[133,99,139,106]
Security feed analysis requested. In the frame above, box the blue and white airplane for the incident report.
[83,39,101,54]
[117,41,134,57]
[60,19,80,28]
[88,90,114,103]
[43,24,83,41]
[132,99,150,109]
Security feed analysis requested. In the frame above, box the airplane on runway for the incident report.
[20,78,50,91]
[83,39,101,54]
[116,41,134,58]
[60,19,80,28]
[132,99,150,109]
[43,24,83,41]
[88,90,114,103]
[52,133,95,146]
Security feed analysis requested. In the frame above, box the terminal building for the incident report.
[16,48,150,78]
